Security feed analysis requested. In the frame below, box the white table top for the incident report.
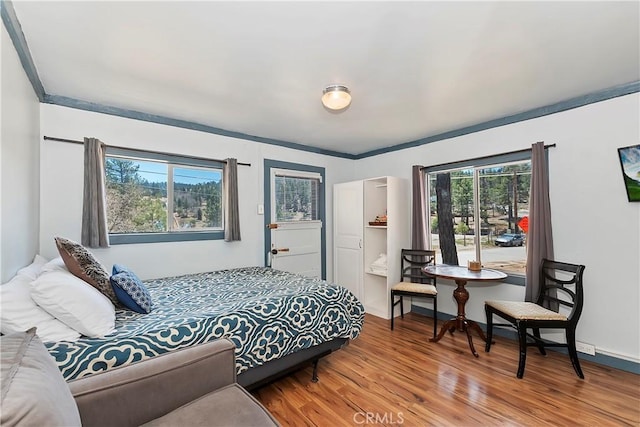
[423,264,508,282]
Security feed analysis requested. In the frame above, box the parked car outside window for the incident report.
[495,233,525,247]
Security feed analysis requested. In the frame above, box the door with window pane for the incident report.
[268,169,322,278]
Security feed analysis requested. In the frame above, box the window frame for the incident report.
[106,147,225,245]
[424,149,538,285]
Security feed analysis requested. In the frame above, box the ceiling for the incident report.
[9,1,640,157]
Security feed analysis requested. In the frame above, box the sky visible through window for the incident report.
[132,160,222,184]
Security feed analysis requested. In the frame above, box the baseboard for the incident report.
[411,304,640,375]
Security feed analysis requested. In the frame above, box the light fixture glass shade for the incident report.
[322,85,351,110]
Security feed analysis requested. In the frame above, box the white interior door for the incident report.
[269,169,322,278]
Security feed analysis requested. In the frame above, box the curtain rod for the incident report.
[43,136,251,167]
[420,143,556,171]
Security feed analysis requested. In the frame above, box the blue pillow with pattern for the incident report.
[112,264,130,275]
[109,271,153,314]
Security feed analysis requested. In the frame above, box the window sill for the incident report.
[501,274,525,286]
[109,231,224,245]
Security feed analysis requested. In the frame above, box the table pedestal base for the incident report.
[428,278,488,357]
[429,317,487,357]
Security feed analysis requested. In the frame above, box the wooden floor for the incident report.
[253,313,639,426]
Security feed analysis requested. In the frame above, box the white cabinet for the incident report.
[333,180,364,300]
[333,176,409,319]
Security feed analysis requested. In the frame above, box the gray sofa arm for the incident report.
[69,338,236,427]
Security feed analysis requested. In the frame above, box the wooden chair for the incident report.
[485,259,586,379]
[390,249,438,339]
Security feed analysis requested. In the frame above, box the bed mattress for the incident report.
[45,267,364,381]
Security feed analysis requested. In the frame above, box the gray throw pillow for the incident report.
[0,328,81,426]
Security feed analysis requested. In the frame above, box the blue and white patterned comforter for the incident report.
[45,267,365,381]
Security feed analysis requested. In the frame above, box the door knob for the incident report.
[271,248,290,255]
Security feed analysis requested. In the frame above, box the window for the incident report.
[105,148,224,244]
[427,157,531,277]
[273,174,320,222]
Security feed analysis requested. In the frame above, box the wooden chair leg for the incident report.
[532,328,546,355]
[566,329,585,379]
[432,297,438,340]
[390,293,395,330]
[516,324,528,379]
[399,295,404,318]
[484,306,493,352]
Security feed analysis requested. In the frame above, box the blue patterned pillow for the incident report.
[112,264,130,275]
[109,271,152,314]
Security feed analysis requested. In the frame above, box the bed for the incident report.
[44,266,365,388]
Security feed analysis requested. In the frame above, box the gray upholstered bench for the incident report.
[1,329,279,427]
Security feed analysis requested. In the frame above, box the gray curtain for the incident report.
[412,165,428,250]
[81,137,109,248]
[224,158,241,242]
[525,142,554,303]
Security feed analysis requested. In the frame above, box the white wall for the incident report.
[39,104,355,281]
[19,29,639,364]
[1,24,41,282]
[354,93,640,363]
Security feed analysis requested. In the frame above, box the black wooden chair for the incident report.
[390,249,438,339]
[485,259,586,379]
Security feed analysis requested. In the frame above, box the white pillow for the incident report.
[41,257,68,273]
[31,270,116,338]
[0,275,80,342]
[16,255,49,281]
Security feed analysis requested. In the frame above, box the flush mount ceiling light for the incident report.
[321,85,351,111]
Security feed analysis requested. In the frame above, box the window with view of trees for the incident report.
[274,175,319,222]
[428,160,531,275]
[105,155,223,237]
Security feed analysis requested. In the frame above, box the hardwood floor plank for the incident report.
[253,313,640,426]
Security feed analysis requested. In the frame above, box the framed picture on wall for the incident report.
[617,144,640,202]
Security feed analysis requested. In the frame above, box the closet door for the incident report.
[333,180,363,299]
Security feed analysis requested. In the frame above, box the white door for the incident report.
[333,181,364,299]
[268,169,322,278]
